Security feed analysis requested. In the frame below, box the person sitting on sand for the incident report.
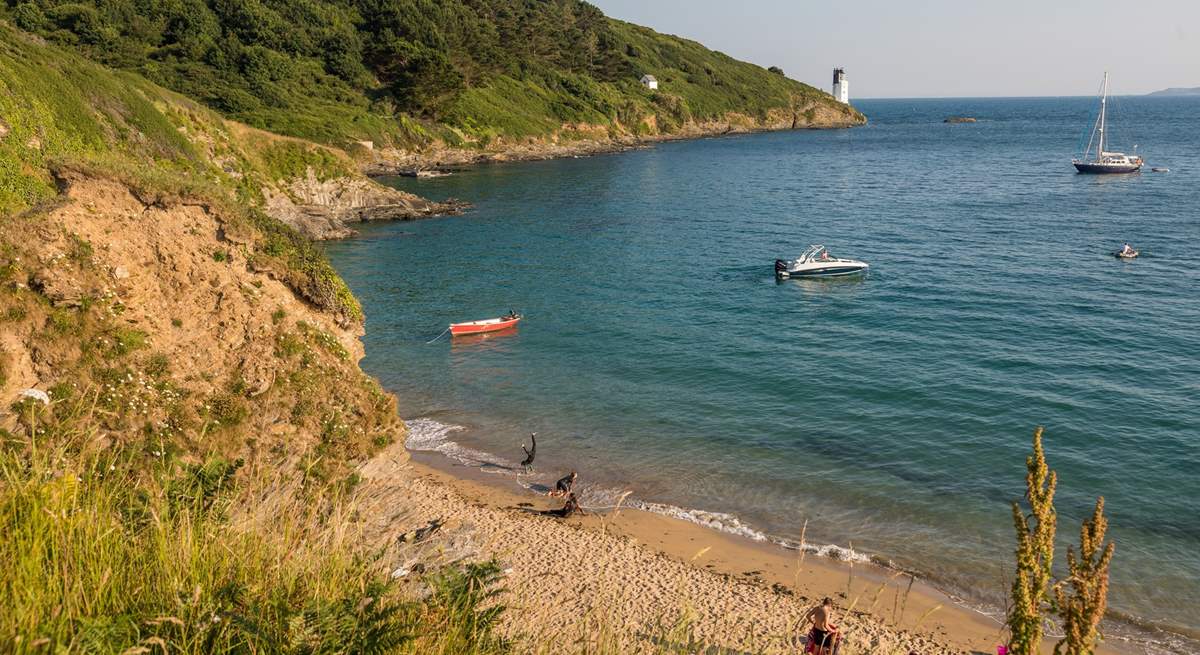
[545,492,584,518]
[520,433,536,473]
[804,597,839,655]
[549,470,577,497]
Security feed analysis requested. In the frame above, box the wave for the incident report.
[404,416,873,566]
[404,415,1199,654]
[405,417,521,471]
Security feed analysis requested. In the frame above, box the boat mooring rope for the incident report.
[426,326,450,344]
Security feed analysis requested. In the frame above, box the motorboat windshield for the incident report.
[797,244,831,263]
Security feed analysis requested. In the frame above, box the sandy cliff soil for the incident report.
[0,174,401,469]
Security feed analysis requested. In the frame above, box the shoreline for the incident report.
[359,118,865,177]
[384,413,1168,654]
[406,450,1007,653]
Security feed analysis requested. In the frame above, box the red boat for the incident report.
[449,312,522,336]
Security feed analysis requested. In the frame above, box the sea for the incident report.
[322,96,1200,652]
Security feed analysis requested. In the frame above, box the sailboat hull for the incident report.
[1073,162,1141,174]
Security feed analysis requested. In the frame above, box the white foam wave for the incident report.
[405,417,520,470]
[631,500,872,564]
[405,416,873,566]
[633,501,773,542]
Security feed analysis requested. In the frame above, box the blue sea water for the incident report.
[323,96,1200,650]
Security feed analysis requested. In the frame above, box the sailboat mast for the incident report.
[1098,72,1108,157]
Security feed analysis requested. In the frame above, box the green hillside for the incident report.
[2,0,860,147]
[0,23,361,315]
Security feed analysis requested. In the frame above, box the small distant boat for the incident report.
[1073,72,1143,174]
[1114,247,1139,259]
[775,245,869,279]
[1151,167,1170,173]
[449,312,522,336]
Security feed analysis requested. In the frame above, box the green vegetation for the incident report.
[0,204,510,652]
[1008,427,1058,655]
[0,417,510,653]
[0,24,362,321]
[1007,428,1115,655]
[2,0,860,146]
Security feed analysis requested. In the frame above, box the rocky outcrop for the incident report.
[944,116,978,124]
[362,106,867,175]
[263,168,467,240]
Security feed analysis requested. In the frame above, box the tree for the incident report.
[768,65,784,75]
[1053,498,1115,655]
[1008,427,1057,655]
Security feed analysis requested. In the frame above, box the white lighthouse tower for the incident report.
[832,68,849,104]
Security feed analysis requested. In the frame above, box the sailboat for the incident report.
[1073,72,1143,174]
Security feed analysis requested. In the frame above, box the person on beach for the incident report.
[804,597,839,655]
[549,471,577,497]
[545,492,584,518]
[520,432,536,472]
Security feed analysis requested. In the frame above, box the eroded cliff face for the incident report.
[0,175,404,472]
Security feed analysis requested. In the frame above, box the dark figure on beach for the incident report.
[549,471,577,497]
[544,492,584,518]
[803,597,840,655]
[520,432,536,472]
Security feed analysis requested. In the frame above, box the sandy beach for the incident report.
[354,440,1033,654]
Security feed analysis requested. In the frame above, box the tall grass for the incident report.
[0,400,505,654]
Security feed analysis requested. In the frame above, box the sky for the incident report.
[590,0,1200,98]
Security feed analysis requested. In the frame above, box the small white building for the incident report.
[640,74,659,90]
[832,68,849,104]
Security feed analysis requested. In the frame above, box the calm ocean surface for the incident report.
[324,97,1200,651]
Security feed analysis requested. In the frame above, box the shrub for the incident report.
[206,392,248,429]
[1008,427,1057,655]
[107,328,147,357]
[1007,428,1116,655]
[1053,499,1115,655]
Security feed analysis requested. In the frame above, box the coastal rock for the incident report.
[262,167,467,240]
[944,116,977,123]
[361,107,867,175]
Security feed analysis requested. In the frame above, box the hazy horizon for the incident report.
[591,0,1199,99]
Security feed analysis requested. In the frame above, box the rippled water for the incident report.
[324,97,1200,650]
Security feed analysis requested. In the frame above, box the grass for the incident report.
[0,401,513,653]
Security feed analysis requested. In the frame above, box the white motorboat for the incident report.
[775,245,869,279]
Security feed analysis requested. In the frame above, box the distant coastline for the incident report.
[1147,86,1200,97]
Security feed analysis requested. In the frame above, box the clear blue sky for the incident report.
[590,0,1200,98]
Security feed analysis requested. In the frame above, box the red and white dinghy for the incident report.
[449,312,522,336]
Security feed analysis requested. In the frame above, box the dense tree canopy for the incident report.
[3,0,841,144]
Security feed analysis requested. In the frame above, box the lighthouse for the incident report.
[832,68,849,104]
